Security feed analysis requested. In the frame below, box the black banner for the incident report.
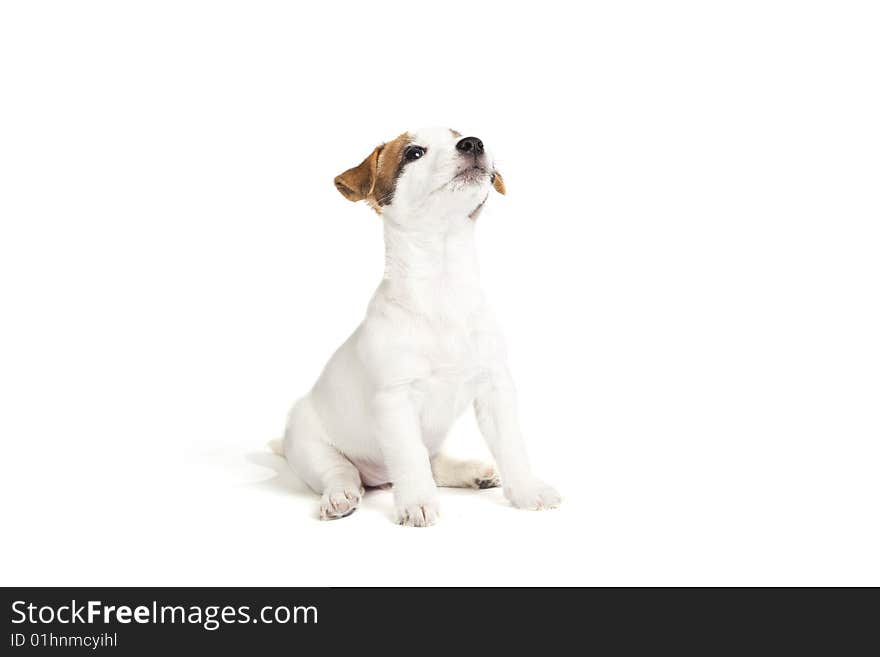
[1,588,875,653]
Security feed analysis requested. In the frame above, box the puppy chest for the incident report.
[425,327,488,381]
[414,333,489,433]
[416,376,484,443]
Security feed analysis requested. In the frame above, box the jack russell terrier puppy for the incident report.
[281,127,560,526]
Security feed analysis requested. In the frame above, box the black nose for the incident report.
[456,136,484,155]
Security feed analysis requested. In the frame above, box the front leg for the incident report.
[474,369,561,510]
[373,385,440,527]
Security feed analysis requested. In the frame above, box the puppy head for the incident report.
[333,127,505,218]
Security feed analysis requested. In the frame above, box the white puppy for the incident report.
[282,127,560,526]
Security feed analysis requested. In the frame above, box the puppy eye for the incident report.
[403,146,426,162]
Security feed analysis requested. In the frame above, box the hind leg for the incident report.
[430,451,500,489]
[283,398,364,520]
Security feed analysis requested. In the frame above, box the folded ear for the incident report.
[492,170,506,195]
[334,145,382,202]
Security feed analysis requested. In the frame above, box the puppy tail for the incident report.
[267,438,284,456]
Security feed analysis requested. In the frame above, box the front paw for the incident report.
[395,494,440,527]
[319,486,364,521]
[504,478,561,510]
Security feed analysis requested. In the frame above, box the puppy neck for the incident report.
[381,210,480,285]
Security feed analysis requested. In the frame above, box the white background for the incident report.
[1,1,878,586]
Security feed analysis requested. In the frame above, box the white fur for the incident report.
[283,127,560,526]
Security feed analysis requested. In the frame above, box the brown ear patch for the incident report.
[334,147,380,202]
[370,133,410,210]
[333,133,411,213]
[492,171,506,195]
